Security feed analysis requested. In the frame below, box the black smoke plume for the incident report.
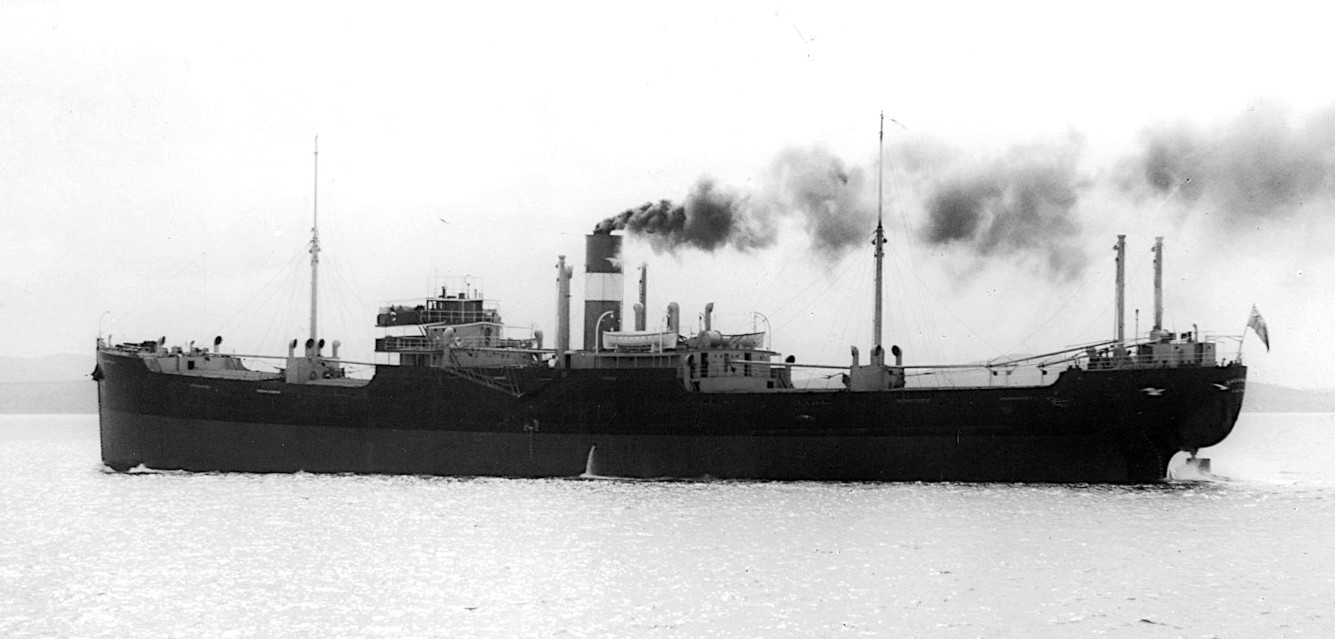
[595,146,875,260]
[920,135,1089,280]
[594,103,1334,281]
[594,178,773,253]
[763,147,876,260]
[1125,104,1335,222]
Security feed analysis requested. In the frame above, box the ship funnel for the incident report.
[633,303,645,332]
[704,302,714,332]
[583,233,623,350]
[667,302,680,334]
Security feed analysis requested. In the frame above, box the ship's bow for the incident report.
[94,348,146,472]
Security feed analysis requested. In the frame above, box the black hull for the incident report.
[95,350,1246,483]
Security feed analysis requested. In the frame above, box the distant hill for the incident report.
[0,354,97,414]
[0,354,94,383]
[0,381,97,414]
[1243,382,1335,413]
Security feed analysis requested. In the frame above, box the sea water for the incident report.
[2,413,1332,638]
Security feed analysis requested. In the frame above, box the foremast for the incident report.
[846,112,904,391]
[283,135,345,383]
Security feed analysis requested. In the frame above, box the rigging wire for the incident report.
[324,253,373,353]
[770,248,865,336]
[214,245,309,339]
[880,138,954,368]
[746,247,800,317]
[883,245,1007,360]
[254,253,306,355]
[766,246,863,329]
[826,250,872,360]
[1122,240,1152,342]
[885,238,943,364]
[1000,244,1110,356]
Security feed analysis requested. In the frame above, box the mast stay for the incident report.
[872,112,886,363]
[309,135,320,345]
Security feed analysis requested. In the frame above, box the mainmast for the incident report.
[309,135,320,345]
[1114,234,1125,344]
[873,112,886,361]
[1152,236,1164,337]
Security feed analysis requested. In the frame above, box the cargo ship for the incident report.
[93,137,1250,483]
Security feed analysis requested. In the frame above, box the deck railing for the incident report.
[376,308,501,327]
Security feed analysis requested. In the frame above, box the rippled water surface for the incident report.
[3,413,1333,637]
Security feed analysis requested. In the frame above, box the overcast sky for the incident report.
[3,1,1332,389]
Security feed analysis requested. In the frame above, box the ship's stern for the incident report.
[1179,362,1248,454]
